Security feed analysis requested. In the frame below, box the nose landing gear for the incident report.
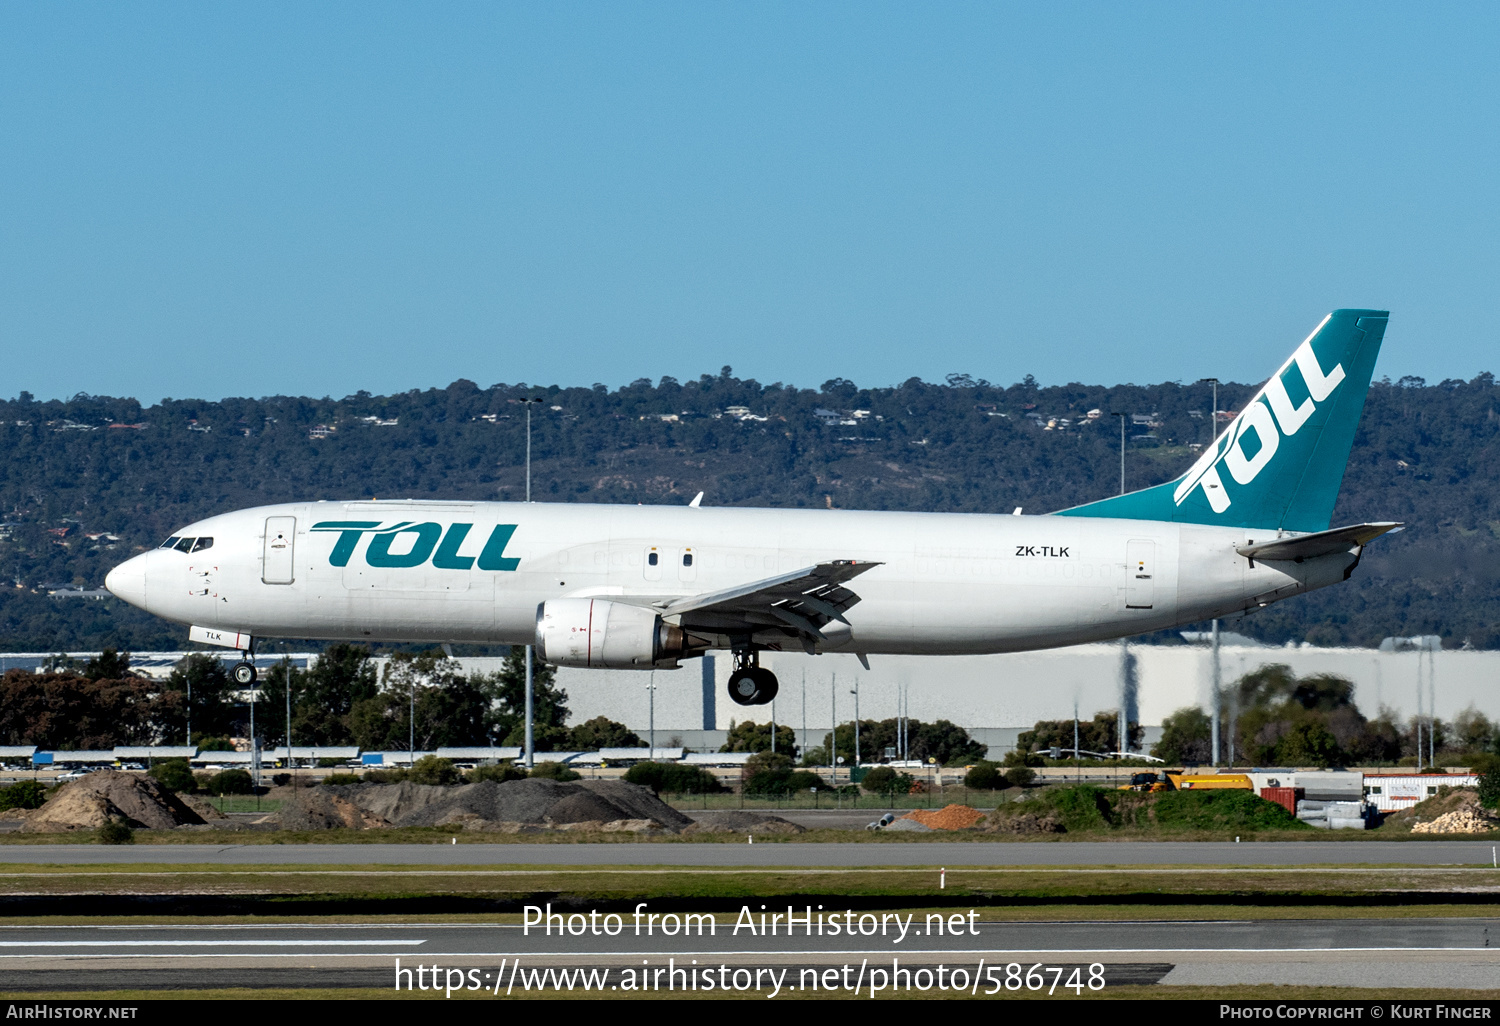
[232,660,258,686]
[726,648,778,706]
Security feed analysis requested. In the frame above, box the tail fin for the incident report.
[1055,309,1388,532]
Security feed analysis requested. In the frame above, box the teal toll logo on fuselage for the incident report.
[310,522,520,570]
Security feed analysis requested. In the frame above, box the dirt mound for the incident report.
[983,811,1065,834]
[683,811,807,835]
[279,790,392,830]
[177,795,228,821]
[901,804,986,831]
[1411,809,1497,835]
[293,777,694,832]
[22,771,205,832]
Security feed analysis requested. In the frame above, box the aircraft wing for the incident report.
[1236,522,1403,562]
[657,559,882,647]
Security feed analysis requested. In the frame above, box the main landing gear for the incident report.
[727,649,778,706]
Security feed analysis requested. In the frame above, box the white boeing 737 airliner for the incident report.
[106,310,1399,708]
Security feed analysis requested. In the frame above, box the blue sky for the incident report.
[2,3,1496,402]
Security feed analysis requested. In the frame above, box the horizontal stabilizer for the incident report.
[1236,522,1403,562]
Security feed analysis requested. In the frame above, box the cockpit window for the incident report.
[160,537,180,549]
[174,537,195,552]
[191,537,213,552]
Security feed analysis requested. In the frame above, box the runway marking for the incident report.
[5,867,1498,875]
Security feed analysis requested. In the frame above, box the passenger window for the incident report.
[161,537,180,549]
[648,552,659,566]
[682,553,693,567]
[174,537,195,552]
[192,537,214,552]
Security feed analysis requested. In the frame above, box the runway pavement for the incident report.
[2,840,1499,866]
[3,919,1498,992]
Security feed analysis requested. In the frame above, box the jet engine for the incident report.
[534,598,687,669]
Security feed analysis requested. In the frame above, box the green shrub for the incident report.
[1150,789,1306,831]
[322,773,362,786]
[529,761,582,782]
[98,819,134,844]
[623,762,727,794]
[0,780,47,811]
[409,756,461,786]
[744,769,826,796]
[860,766,917,795]
[465,764,527,784]
[317,758,346,768]
[148,758,197,793]
[206,769,254,795]
[363,768,409,783]
[196,736,236,752]
[1003,749,1043,768]
[1003,766,1036,788]
[963,763,1005,790]
[271,773,291,787]
[1478,766,1500,810]
[1048,785,1114,831]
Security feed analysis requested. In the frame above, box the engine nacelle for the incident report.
[534,598,687,669]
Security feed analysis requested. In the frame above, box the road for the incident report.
[3,920,1498,992]
[1,840,1498,866]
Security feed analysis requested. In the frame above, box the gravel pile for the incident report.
[683,811,807,835]
[901,804,986,831]
[882,817,931,832]
[297,778,694,832]
[21,771,205,832]
[1410,809,1496,835]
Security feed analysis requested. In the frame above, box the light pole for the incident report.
[285,658,293,787]
[830,673,837,786]
[646,672,656,758]
[1200,378,1222,767]
[850,679,860,770]
[801,670,807,765]
[1111,412,1127,495]
[521,396,544,769]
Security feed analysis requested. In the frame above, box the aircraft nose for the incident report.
[105,553,149,609]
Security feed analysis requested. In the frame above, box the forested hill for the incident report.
[1,367,1497,650]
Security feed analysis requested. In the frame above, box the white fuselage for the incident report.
[105,499,1355,659]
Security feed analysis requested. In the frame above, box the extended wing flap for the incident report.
[661,559,881,641]
[1236,522,1403,562]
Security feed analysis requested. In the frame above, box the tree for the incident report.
[349,650,503,751]
[0,671,180,749]
[259,645,379,747]
[83,649,131,680]
[1153,707,1212,765]
[488,647,571,750]
[720,719,798,755]
[568,716,640,750]
[159,654,236,743]
[1019,712,1144,758]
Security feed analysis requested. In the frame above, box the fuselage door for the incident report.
[1125,539,1154,609]
[263,516,296,585]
